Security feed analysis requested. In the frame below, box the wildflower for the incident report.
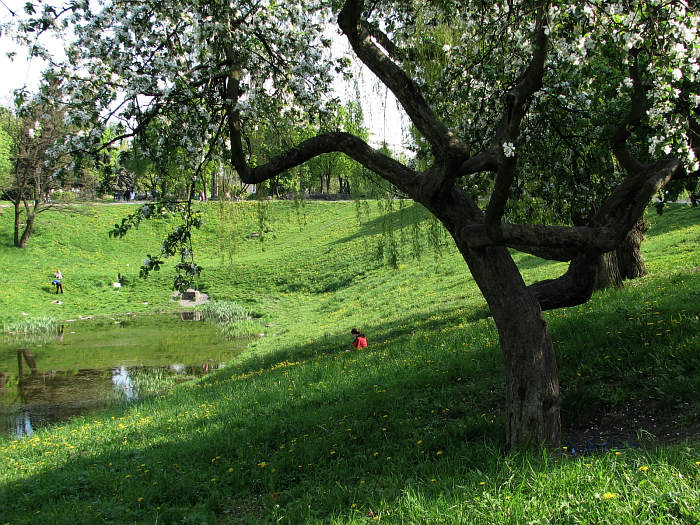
[417,440,423,445]
[638,466,649,472]
[603,492,618,499]
[436,450,444,456]
[479,481,486,486]
[258,461,267,468]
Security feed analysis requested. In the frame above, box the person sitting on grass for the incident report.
[52,269,63,294]
[350,328,367,351]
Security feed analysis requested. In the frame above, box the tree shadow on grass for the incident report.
[334,202,431,245]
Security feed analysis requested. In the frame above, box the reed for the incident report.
[195,300,261,337]
[3,316,58,334]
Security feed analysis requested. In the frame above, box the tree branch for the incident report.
[338,0,466,157]
[485,6,549,224]
[527,253,598,310]
[223,42,421,197]
[461,222,618,256]
[457,151,499,176]
[240,131,421,195]
[610,50,647,174]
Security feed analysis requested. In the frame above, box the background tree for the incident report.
[3,77,80,247]
[15,0,699,448]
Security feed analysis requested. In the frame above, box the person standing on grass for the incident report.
[52,269,63,294]
[351,328,367,350]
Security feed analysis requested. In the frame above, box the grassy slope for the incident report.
[0,201,698,524]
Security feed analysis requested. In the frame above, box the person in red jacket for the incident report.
[351,328,368,350]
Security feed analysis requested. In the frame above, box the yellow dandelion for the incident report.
[258,461,267,468]
[603,492,618,499]
[638,466,649,472]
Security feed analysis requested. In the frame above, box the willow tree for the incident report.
[17,0,699,448]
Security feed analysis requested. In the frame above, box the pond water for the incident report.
[0,313,248,440]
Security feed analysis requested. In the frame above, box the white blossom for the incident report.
[502,142,515,158]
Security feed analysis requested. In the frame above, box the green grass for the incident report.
[0,201,698,524]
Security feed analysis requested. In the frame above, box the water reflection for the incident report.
[112,365,136,400]
[0,313,247,439]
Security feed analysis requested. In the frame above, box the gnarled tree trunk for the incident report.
[456,240,561,448]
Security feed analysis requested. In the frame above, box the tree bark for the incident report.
[616,218,648,280]
[459,243,561,448]
[595,251,623,289]
[19,211,36,248]
[13,200,21,247]
[594,218,647,289]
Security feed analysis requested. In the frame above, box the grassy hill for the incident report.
[0,200,698,523]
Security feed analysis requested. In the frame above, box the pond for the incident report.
[0,313,249,440]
